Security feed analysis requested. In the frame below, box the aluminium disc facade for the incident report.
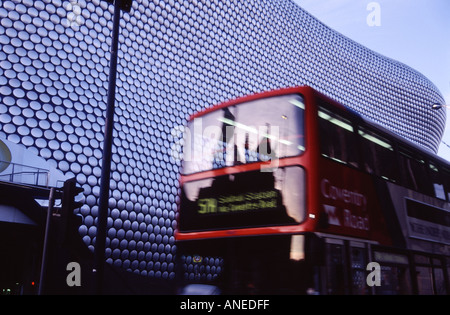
[0,0,446,280]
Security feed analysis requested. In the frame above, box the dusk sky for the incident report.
[294,0,450,161]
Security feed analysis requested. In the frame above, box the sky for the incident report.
[293,0,450,162]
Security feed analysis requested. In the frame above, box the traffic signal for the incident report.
[62,177,84,212]
[104,0,133,12]
[57,178,84,247]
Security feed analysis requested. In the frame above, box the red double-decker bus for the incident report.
[175,86,450,295]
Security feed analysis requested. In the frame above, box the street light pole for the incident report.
[38,187,56,295]
[432,103,450,110]
[94,0,122,295]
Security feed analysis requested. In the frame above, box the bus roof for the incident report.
[188,86,312,121]
[188,85,449,166]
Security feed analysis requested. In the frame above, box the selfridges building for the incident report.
[0,0,446,280]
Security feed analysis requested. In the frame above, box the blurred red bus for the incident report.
[175,86,450,295]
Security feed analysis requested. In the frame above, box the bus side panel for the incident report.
[317,157,392,245]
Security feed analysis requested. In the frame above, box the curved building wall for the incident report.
[0,0,446,280]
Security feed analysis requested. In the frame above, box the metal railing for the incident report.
[0,160,50,187]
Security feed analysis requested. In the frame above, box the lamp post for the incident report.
[431,103,450,153]
[95,0,132,295]
[432,104,450,110]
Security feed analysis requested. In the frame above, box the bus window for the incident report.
[319,107,359,167]
[399,149,432,195]
[358,127,396,181]
[181,94,305,175]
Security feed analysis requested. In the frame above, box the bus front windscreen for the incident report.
[181,94,305,175]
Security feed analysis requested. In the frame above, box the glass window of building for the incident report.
[443,167,450,201]
[373,251,412,295]
[350,244,369,295]
[429,161,446,200]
